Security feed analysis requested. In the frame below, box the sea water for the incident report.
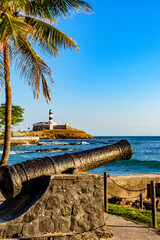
[0,136,160,176]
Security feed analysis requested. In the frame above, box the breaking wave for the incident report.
[0,150,32,155]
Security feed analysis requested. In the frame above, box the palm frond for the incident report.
[0,0,92,102]
[42,74,51,102]
[0,0,29,11]
[24,0,93,20]
[25,16,79,55]
[12,34,53,102]
[0,13,32,44]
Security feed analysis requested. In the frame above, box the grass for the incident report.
[108,203,160,229]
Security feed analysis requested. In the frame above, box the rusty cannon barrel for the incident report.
[0,140,132,199]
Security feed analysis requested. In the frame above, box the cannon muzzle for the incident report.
[0,140,133,199]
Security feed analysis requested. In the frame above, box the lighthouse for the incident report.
[48,109,57,128]
[33,109,71,131]
[49,109,53,123]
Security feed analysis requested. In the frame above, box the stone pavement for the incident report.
[105,213,160,240]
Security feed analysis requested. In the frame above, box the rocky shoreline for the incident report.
[0,129,94,146]
[36,147,78,152]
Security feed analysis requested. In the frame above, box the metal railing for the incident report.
[104,172,158,227]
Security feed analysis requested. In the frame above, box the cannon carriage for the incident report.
[0,140,133,239]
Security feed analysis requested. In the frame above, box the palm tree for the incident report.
[0,0,93,166]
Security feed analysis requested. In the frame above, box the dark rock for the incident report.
[143,201,152,210]
[36,148,55,152]
[61,148,70,151]
[125,200,133,206]
[109,196,123,204]
[61,148,78,151]
[70,143,80,145]
[36,147,77,152]
[132,200,140,209]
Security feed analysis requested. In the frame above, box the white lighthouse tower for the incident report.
[49,109,53,123]
[48,109,57,130]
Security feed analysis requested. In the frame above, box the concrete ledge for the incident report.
[0,137,39,145]
[108,174,160,201]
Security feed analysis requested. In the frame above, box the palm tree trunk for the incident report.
[0,41,12,166]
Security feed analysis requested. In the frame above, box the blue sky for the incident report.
[1,0,160,136]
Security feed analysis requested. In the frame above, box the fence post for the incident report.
[151,180,157,227]
[140,193,143,210]
[104,172,108,212]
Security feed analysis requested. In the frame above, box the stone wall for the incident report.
[33,124,72,131]
[107,174,160,201]
[0,174,108,239]
[2,172,158,239]
[54,124,72,130]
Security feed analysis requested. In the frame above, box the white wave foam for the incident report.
[12,151,31,155]
[38,142,51,145]
[40,141,90,146]
[81,141,90,145]
[0,150,31,155]
[53,141,67,145]
[40,141,67,146]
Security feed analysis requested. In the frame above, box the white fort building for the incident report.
[33,109,72,131]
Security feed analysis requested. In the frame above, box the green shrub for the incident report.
[55,134,67,139]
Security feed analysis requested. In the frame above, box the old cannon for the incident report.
[0,139,132,200]
[0,140,133,239]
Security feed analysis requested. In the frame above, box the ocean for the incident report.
[1,136,160,176]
